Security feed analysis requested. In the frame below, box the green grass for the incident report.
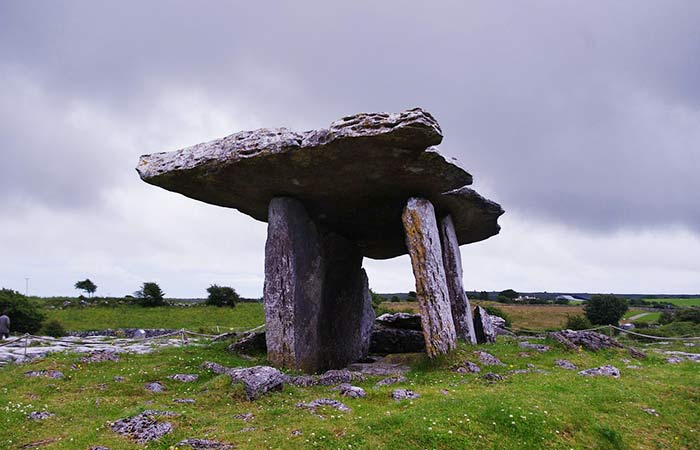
[622,310,662,323]
[643,298,700,307]
[1,338,698,449]
[42,304,265,334]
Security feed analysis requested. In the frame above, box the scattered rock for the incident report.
[517,352,531,358]
[665,357,685,364]
[663,351,700,362]
[347,359,410,376]
[473,306,505,344]
[177,438,234,449]
[578,365,620,378]
[19,438,60,449]
[288,375,319,387]
[169,374,199,383]
[642,408,659,417]
[80,351,120,363]
[88,447,110,450]
[318,369,365,386]
[455,361,481,373]
[375,375,407,387]
[28,411,55,420]
[507,368,548,375]
[369,325,425,354]
[201,361,228,374]
[519,342,550,353]
[110,410,176,444]
[233,412,254,421]
[392,388,420,401]
[227,332,267,355]
[291,430,302,436]
[145,382,165,393]
[337,384,366,398]
[549,330,622,352]
[554,359,577,370]
[297,398,351,412]
[481,372,504,382]
[113,376,126,382]
[475,351,505,366]
[375,313,422,330]
[25,370,64,379]
[626,365,642,370]
[227,366,285,400]
[174,398,196,404]
[240,427,256,432]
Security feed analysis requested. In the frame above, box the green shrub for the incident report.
[482,305,512,328]
[390,295,400,303]
[206,285,240,307]
[135,282,166,307]
[674,308,700,324]
[584,295,629,325]
[631,320,650,329]
[565,314,593,330]
[0,288,45,334]
[41,319,66,337]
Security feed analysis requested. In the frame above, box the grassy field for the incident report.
[0,337,697,449]
[622,310,662,323]
[383,302,585,330]
[42,304,265,334]
[643,298,700,307]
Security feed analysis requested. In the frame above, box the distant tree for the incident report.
[407,291,418,301]
[370,290,386,308]
[205,284,240,307]
[74,279,97,298]
[390,295,400,303]
[584,294,628,325]
[498,289,518,303]
[135,282,166,307]
[480,291,490,301]
[0,288,45,333]
[554,297,570,305]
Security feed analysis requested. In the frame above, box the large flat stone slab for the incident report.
[137,108,503,259]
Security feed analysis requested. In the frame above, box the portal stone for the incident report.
[264,197,373,373]
[439,214,477,343]
[402,197,457,357]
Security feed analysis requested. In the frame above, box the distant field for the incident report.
[622,310,662,323]
[42,304,265,333]
[643,298,700,307]
[382,301,584,330]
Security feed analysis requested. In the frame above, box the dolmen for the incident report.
[137,108,504,373]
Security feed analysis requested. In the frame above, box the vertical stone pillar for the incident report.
[263,197,375,373]
[402,197,457,357]
[263,197,324,373]
[439,215,477,344]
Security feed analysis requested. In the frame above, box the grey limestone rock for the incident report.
[145,382,165,393]
[337,383,367,398]
[402,197,457,357]
[554,359,577,370]
[296,398,351,413]
[439,214,477,343]
[375,375,407,387]
[481,372,505,382]
[137,108,502,260]
[25,370,64,379]
[519,342,550,353]
[578,365,621,378]
[473,306,501,344]
[475,351,505,366]
[318,369,365,386]
[288,375,319,387]
[28,411,55,420]
[169,374,199,383]
[110,410,176,444]
[375,313,422,330]
[369,325,426,354]
[227,365,285,400]
[392,388,420,401]
[455,361,481,374]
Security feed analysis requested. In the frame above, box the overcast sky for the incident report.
[1,1,699,298]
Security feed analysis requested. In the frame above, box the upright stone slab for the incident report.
[318,232,375,370]
[439,215,477,344]
[402,197,457,357]
[264,197,374,373]
[264,197,324,372]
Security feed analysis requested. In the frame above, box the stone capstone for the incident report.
[137,108,503,260]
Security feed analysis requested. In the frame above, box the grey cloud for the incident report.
[1,0,699,233]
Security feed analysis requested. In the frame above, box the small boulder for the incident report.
[475,351,505,366]
[455,361,481,373]
[337,383,366,398]
[287,375,319,387]
[174,398,196,404]
[554,359,577,370]
[519,342,550,353]
[392,388,420,401]
[578,365,620,378]
[228,366,285,400]
[28,411,55,420]
[169,374,199,383]
[375,375,407,387]
[318,369,364,386]
[110,410,176,443]
[233,412,254,421]
[145,382,165,393]
[481,372,505,382]
[473,306,504,344]
[296,398,351,412]
[177,438,234,449]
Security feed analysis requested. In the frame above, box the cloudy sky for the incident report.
[1,1,699,298]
